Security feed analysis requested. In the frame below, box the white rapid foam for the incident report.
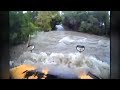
[12,51,110,79]
[59,36,75,45]
[56,25,64,31]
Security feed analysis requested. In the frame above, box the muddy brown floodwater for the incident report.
[10,30,110,65]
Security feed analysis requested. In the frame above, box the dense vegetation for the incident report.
[36,11,62,31]
[10,11,38,45]
[9,11,110,46]
[62,11,110,36]
[9,11,61,45]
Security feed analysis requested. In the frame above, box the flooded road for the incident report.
[10,30,110,64]
[29,30,110,64]
[10,30,110,79]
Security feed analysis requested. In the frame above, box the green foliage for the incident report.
[36,11,62,31]
[9,11,39,45]
[62,11,110,36]
[9,11,110,46]
[79,21,92,32]
[9,11,62,45]
[50,13,62,30]
[91,11,110,35]
[62,11,90,30]
[36,11,52,31]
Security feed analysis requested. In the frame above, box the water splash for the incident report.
[11,51,110,79]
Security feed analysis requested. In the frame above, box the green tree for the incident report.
[62,11,110,36]
[92,11,110,35]
[9,11,39,45]
[36,11,61,31]
[62,11,88,30]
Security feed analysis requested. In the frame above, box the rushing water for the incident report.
[56,24,64,31]
[10,30,110,64]
[10,28,110,79]
[29,30,110,64]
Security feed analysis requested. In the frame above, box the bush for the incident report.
[36,11,62,31]
[50,14,62,30]
[9,11,39,45]
[62,11,110,36]
[62,11,81,30]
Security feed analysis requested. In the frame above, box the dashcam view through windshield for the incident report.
[9,11,110,79]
